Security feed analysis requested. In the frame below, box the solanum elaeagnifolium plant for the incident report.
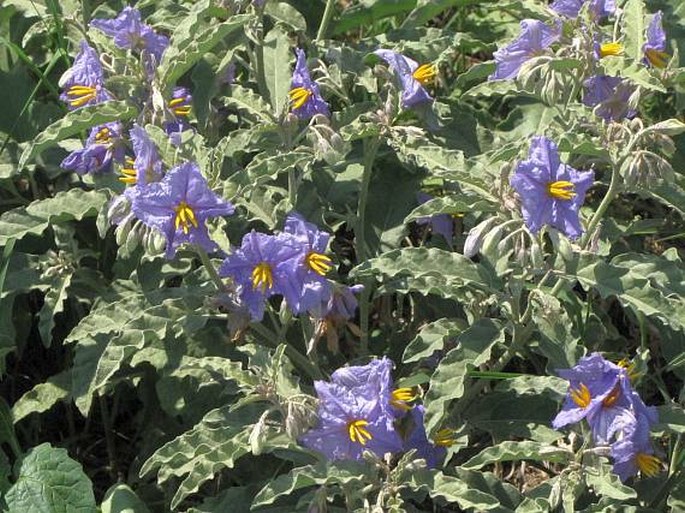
[0,0,684,511]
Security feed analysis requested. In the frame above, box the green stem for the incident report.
[251,322,323,380]
[288,168,298,208]
[196,246,226,291]
[315,0,336,42]
[581,161,621,248]
[98,394,117,480]
[356,137,380,263]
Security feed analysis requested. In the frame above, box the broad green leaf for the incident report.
[655,404,685,434]
[403,318,466,363]
[223,84,274,122]
[262,24,292,115]
[12,371,71,423]
[402,0,487,27]
[5,443,97,513]
[423,319,504,436]
[405,468,501,511]
[101,483,151,513]
[245,151,311,185]
[584,465,637,501]
[264,2,306,31]
[38,272,72,347]
[623,0,646,62]
[332,0,416,35]
[646,118,685,136]
[252,460,374,507]
[461,441,572,470]
[404,195,498,224]
[18,101,137,170]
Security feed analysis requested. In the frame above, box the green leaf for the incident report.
[12,371,71,423]
[261,24,292,115]
[461,441,572,470]
[584,465,637,501]
[101,483,151,513]
[623,0,646,62]
[332,0,417,35]
[18,101,137,170]
[402,0,484,27]
[646,118,685,136]
[423,319,504,436]
[264,2,306,32]
[5,443,97,513]
[404,195,498,224]
[655,404,685,434]
[0,397,20,458]
[405,468,501,511]
[223,84,274,122]
[38,273,72,347]
[252,460,375,507]
[403,318,466,363]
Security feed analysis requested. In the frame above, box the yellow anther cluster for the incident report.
[174,201,199,234]
[412,64,438,86]
[67,85,97,108]
[548,180,576,201]
[347,419,372,445]
[570,383,591,409]
[305,252,333,276]
[289,87,311,110]
[251,262,274,292]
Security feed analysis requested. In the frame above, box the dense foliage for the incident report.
[0,0,684,511]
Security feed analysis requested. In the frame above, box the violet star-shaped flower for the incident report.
[90,6,169,62]
[299,379,402,461]
[643,11,668,68]
[219,231,301,321]
[374,49,435,109]
[61,122,125,174]
[510,136,593,239]
[120,125,164,186]
[550,0,615,19]
[404,406,454,469]
[489,20,561,81]
[611,411,661,482]
[289,49,330,120]
[127,161,234,259]
[582,75,636,122]
[164,87,194,146]
[60,41,112,109]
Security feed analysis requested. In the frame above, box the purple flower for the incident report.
[510,136,593,239]
[489,20,561,81]
[611,411,661,481]
[61,122,125,174]
[219,232,301,321]
[280,213,333,314]
[120,125,164,186]
[309,283,364,320]
[582,75,636,122]
[373,49,434,109]
[550,0,615,19]
[415,192,454,247]
[127,161,234,258]
[164,87,194,146]
[643,11,668,68]
[299,379,402,461]
[404,406,454,469]
[90,7,169,62]
[289,49,330,120]
[60,41,112,109]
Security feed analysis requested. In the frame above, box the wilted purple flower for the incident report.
[299,376,402,461]
[643,11,668,68]
[128,161,234,258]
[281,213,333,314]
[60,41,112,109]
[550,0,615,19]
[611,412,661,481]
[404,406,454,468]
[90,7,169,62]
[289,49,330,120]
[489,20,561,81]
[373,49,434,109]
[120,125,163,186]
[61,122,125,174]
[582,75,636,122]
[510,136,593,239]
[219,232,301,321]
[415,192,454,247]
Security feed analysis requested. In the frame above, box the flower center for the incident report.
[548,180,576,201]
[433,428,456,447]
[174,201,198,235]
[635,453,660,477]
[602,384,620,407]
[412,63,437,85]
[251,262,274,292]
[599,42,623,58]
[617,358,639,380]
[67,85,98,108]
[305,252,333,276]
[390,387,416,411]
[169,96,191,117]
[119,157,137,185]
[570,383,591,408]
[347,419,372,445]
[95,127,111,145]
[289,87,312,110]
[645,48,669,68]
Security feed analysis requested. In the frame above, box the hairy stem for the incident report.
[316,0,336,42]
[581,161,621,248]
[196,246,226,291]
[356,136,380,263]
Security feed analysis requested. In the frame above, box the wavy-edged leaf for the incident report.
[261,24,292,115]
[623,0,646,62]
[584,464,637,501]
[18,101,137,170]
[332,0,416,36]
[405,468,501,511]
[38,273,72,347]
[403,318,466,363]
[5,443,97,513]
[223,84,274,122]
[404,195,498,224]
[461,441,572,470]
[12,370,71,423]
[101,484,151,513]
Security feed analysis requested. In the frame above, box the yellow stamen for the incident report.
[433,428,456,447]
[412,63,437,86]
[67,85,97,107]
[251,262,274,292]
[347,419,372,445]
[95,127,111,144]
[390,387,417,411]
[645,48,669,69]
[305,252,333,276]
[548,180,576,201]
[636,453,661,477]
[570,383,591,409]
[119,157,137,185]
[599,42,623,58]
[289,87,311,110]
[618,358,640,380]
[174,201,199,235]
[602,385,620,407]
